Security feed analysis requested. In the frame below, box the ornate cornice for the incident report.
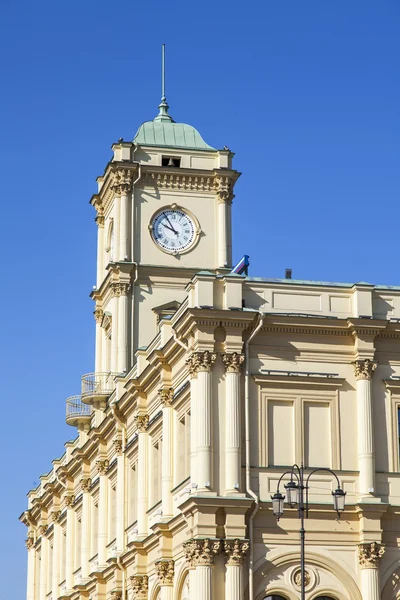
[130,575,148,599]
[96,459,109,475]
[159,387,174,407]
[186,351,216,375]
[358,542,385,568]
[111,168,133,196]
[94,308,103,324]
[183,538,221,566]
[80,477,92,493]
[353,359,377,381]
[113,438,123,456]
[111,282,131,297]
[222,352,245,374]
[155,559,174,585]
[223,538,249,565]
[134,414,149,433]
[144,171,239,196]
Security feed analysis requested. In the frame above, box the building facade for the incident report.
[21,96,400,600]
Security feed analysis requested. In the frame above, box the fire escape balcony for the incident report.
[81,372,118,406]
[66,395,92,428]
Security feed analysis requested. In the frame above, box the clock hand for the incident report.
[163,223,178,234]
[164,215,178,234]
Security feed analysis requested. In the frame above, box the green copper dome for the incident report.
[133,96,215,151]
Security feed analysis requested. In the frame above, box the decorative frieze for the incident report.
[186,351,217,375]
[222,352,245,373]
[358,542,385,568]
[223,539,249,565]
[159,387,174,407]
[184,538,221,567]
[80,477,92,492]
[96,459,109,475]
[130,575,148,599]
[145,172,237,197]
[134,414,149,432]
[155,559,174,585]
[111,169,133,196]
[353,359,377,381]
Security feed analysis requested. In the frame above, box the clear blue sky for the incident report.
[1,1,399,595]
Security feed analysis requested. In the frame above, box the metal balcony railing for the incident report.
[66,395,92,427]
[81,372,118,404]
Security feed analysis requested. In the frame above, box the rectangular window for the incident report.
[162,156,181,167]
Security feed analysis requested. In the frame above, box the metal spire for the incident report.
[154,44,174,122]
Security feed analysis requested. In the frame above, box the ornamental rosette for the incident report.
[222,352,245,374]
[183,538,221,567]
[130,575,148,599]
[358,542,385,568]
[155,559,174,585]
[352,359,377,381]
[224,538,249,565]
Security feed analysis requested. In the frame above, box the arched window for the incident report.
[264,596,288,600]
[106,219,114,261]
[315,597,336,600]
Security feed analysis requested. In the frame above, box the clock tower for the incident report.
[90,91,240,372]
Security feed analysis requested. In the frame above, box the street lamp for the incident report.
[271,464,346,600]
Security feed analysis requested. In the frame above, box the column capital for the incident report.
[155,559,174,585]
[63,493,75,508]
[135,413,149,432]
[96,459,109,475]
[96,214,105,227]
[215,175,234,204]
[186,351,217,375]
[223,538,249,565]
[183,538,221,567]
[94,308,103,324]
[111,168,133,196]
[38,523,48,537]
[113,437,123,455]
[222,352,245,374]
[353,359,377,380]
[80,477,92,492]
[130,575,148,599]
[25,536,35,549]
[358,542,385,568]
[111,592,123,600]
[159,387,174,407]
[111,282,131,297]
[50,510,62,524]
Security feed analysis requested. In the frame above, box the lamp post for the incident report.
[271,464,346,600]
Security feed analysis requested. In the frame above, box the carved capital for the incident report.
[134,414,149,433]
[224,538,249,565]
[94,308,103,324]
[112,169,133,196]
[186,351,216,375]
[222,352,245,374]
[155,559,174,585]
[130,575,148,599]
[111,592,123,600]
[358,542,385,568]
[80,477,92,493]
[96,459,109,475]
[113,438,123,455]
[111,282,131,297]
[353,359,377,380]
[64,494,75,508]
[183,538,221,567]
[38,524,48,537]
[215,175,234,204]
[50,510,62,524]
[25,536,35,549]
[159,387,174,407]
[96,214,105,227]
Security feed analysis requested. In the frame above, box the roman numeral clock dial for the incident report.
[150,207,199,254]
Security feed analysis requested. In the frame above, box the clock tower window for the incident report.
[162,156,181,168]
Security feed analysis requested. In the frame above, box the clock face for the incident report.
[151,208,196,254]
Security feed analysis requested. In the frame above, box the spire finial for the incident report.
[154,44,174,123]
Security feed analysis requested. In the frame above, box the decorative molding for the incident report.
[144,171,238,197]
[353,359,377,381]
[215,175,234,204]
[94,308,103,324]
[96,459,109,475]
[186,351,216,375]
[111,592,123,600]
[96,215,105,227]
[50,510,62,524]
[64,494,75,508]
[358,542,385,568]
[111,168,133,196]
[113,438,123,456]
[130,575,148,599]
[159,387,174,407]
[25,536,35,549]
[183,538,221,566]
[293,568,311,588]
[222,352,245,374]
[134,414,149,433]
[223,538,249,565]
[155,559,174,585]
[38,524,48,537]
[111,282,131,297]
[80,477,92,493]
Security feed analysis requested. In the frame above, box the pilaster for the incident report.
[359,542,385,600]
[353,359,377,497]
[96,459,109,567]
[155,559,174,600]
[160,387,174,518]
[184,538,221,600]
[222,353,245,494]
[224,539,249,600]
[130,575,148,600]
[135,414,149,537]
[80,477,92,582]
